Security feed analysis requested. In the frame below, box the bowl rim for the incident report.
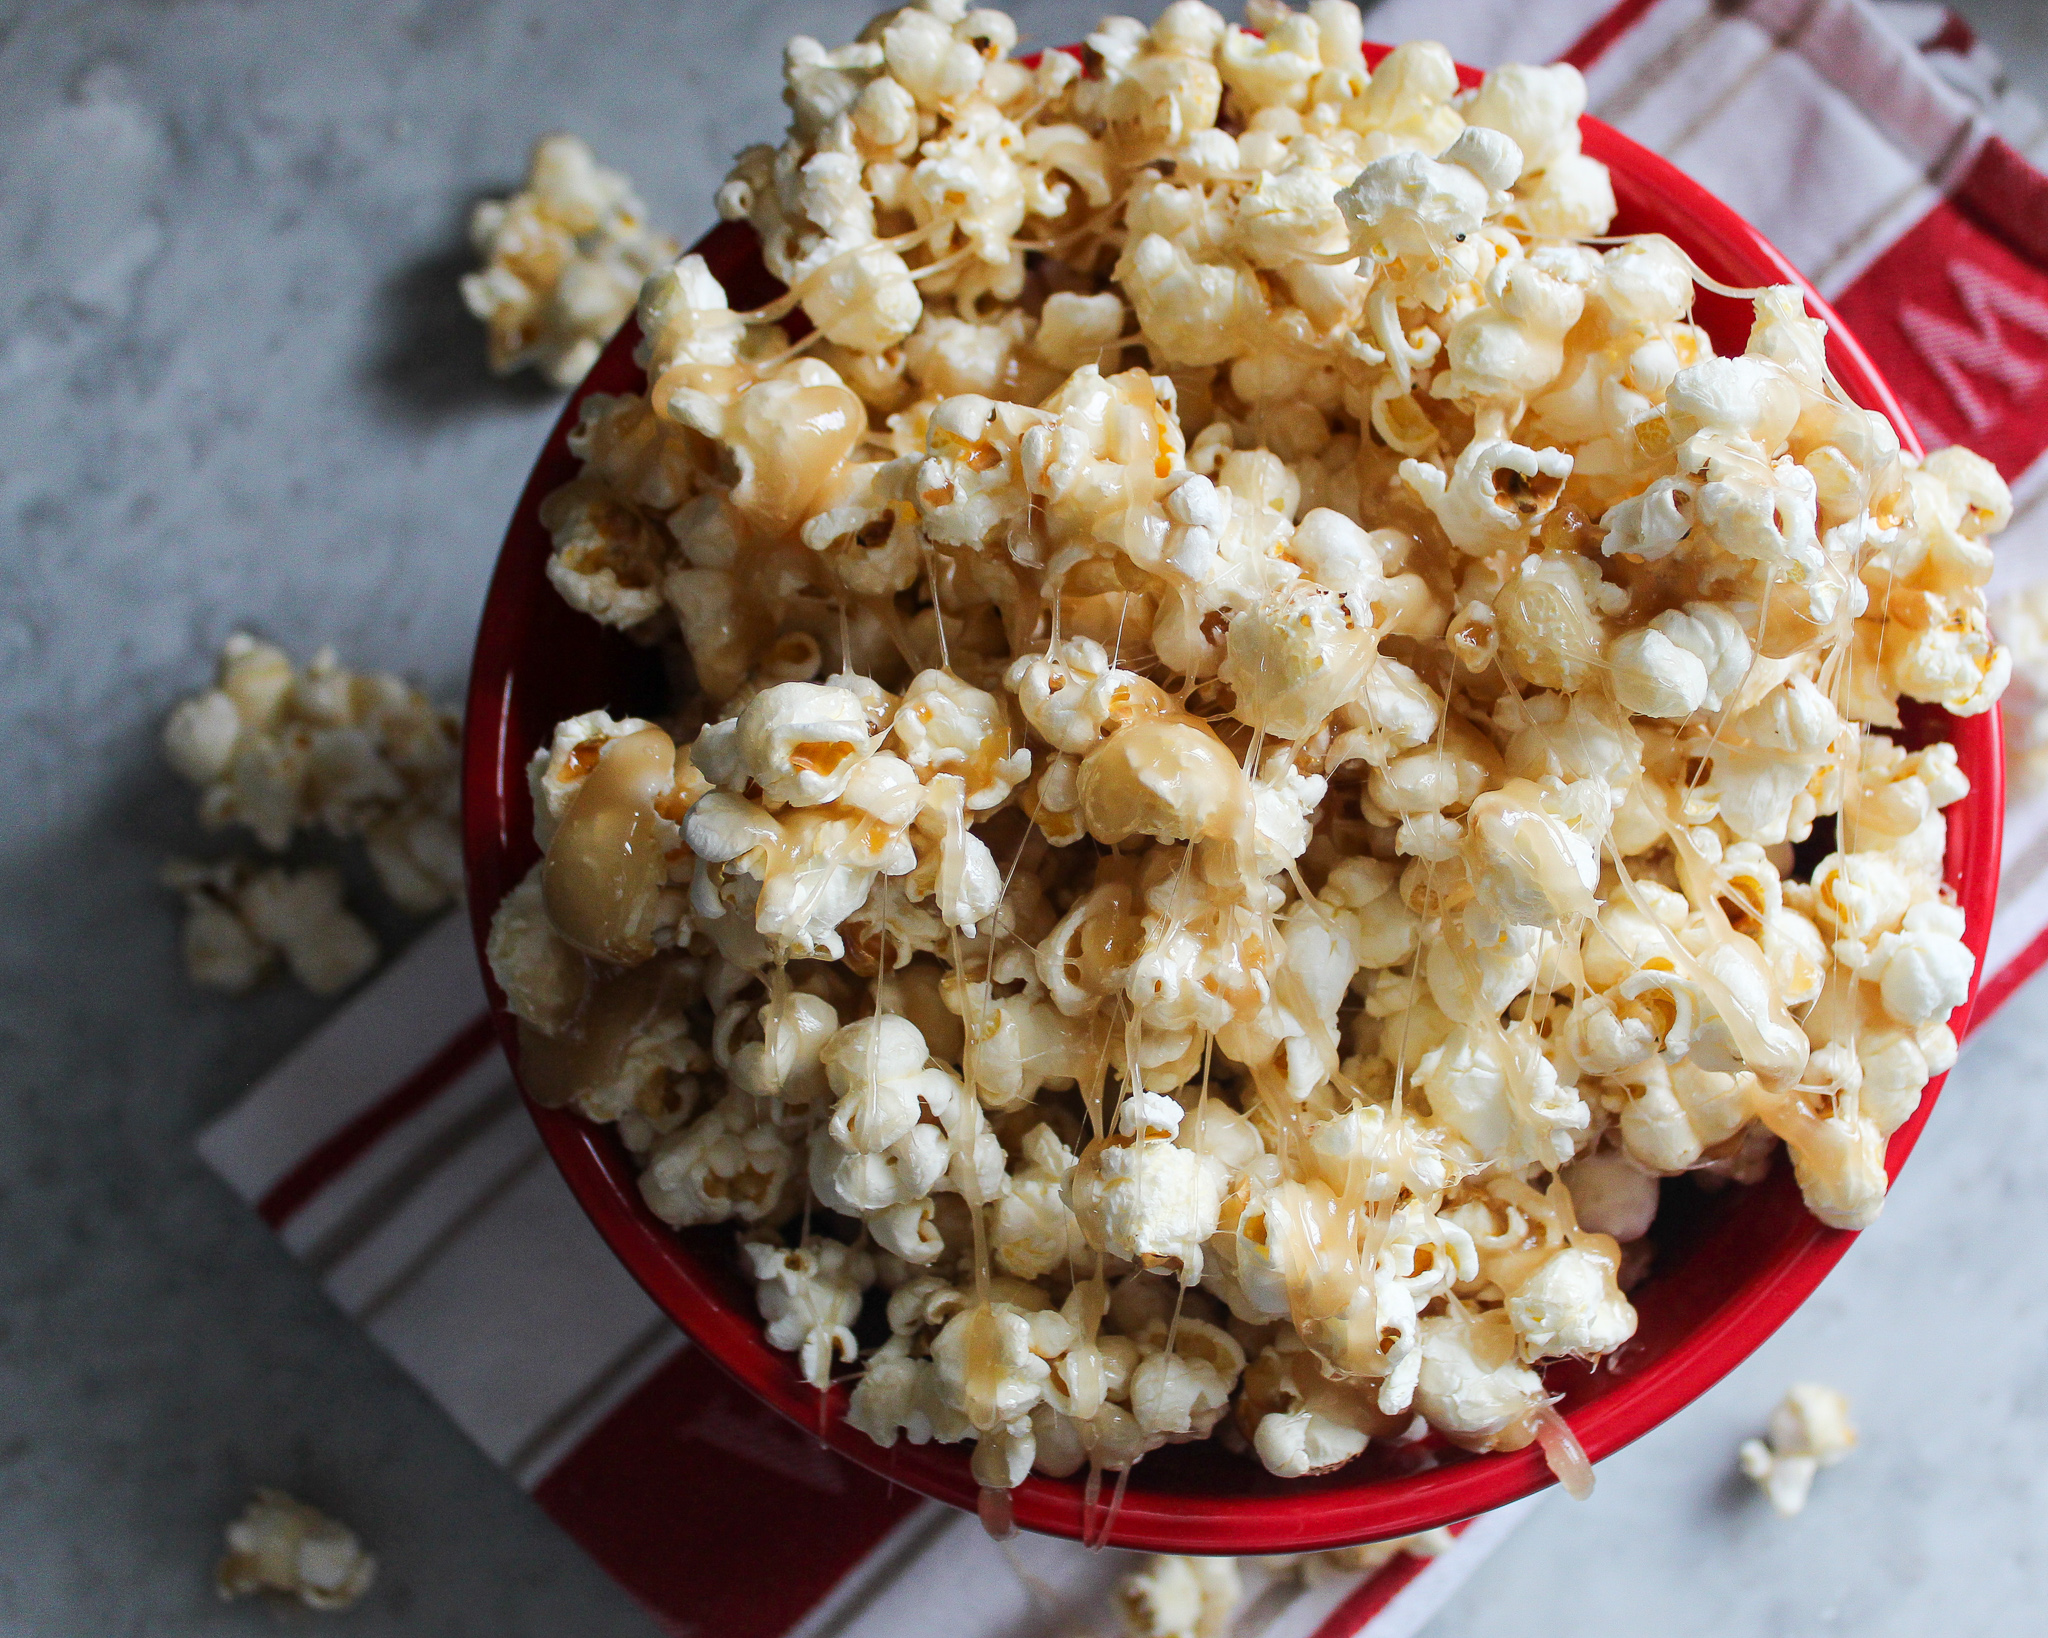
[462,67,2005,1553]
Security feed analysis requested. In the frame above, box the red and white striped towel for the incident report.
[197,3,2048,1634]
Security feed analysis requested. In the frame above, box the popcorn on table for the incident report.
[1110,1530,1451,1638]
[1738,1383,1858,1516]
[162,857,380,997]
[163,634,461,995]
[215,1489,376,1611]
[487,0,2010,1512]
[463,133,680,387]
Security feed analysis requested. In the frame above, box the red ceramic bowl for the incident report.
[463,54,2003,1552]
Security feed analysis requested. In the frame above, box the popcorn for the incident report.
[1129,1316,1244,1437]
[215,1489,375,1611]
[991,1124,1090,1279]
[891,669,1030,808]
[1462,63,1588,179]
[723,983,838,1103]
[545,724,689,963]
[1412,1305,1547,1453]
[639,1089,801,1226]
[1558,1148,1659,1242]
[1502,1243,1635,1361]
[1873,900,1974,1026]
[1417,1021,1589,1170]
[1738,1383,1858,1516]
[1401,437,1574,557]
[164,634,462,919]
[1069,1092,1228,1283]
[1113,1553,1242,1638]
[744,1235,875,1389]
[1237,1326,1407,1474]
[1992,582,2048,792]
[723,680,878,807]
[487,0,2007,1513]
[164,858,379,997]
[463,133,679,387]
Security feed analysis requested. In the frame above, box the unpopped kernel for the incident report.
[490,0,2007,1514]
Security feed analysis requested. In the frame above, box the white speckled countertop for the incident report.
[1,2,2043,1632]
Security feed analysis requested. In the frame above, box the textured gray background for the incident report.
[0,2,2041,1634]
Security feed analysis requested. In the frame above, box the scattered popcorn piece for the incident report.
[214,1489,376,1611]
[163,858,379,997]
[462,133,680,387]
[163,634,461,910]
[1113,1553,1242,1638]
[1738,1383,1858,1516]
[160,634,463,995]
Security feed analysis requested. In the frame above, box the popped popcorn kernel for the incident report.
[463,133,680,387]
[488,0,2005,1513]
[215,1489,376,1612]
[1739,1382,1858,1516]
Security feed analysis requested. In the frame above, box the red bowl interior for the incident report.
[462,57,2003,1552]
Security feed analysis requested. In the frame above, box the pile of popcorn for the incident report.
[485,0,2009,1511]
[163,634,461,995]
[463,133,680,388]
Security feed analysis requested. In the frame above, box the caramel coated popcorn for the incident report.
[463,133,681,387]
[215,1489,376,1612]
[163,634,460,995]
[162,857,379,997]
[490,0,2007,1512]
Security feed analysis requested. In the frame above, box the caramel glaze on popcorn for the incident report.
[484,0,2012,1524]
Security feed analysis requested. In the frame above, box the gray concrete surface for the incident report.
[0,1,2042,1634]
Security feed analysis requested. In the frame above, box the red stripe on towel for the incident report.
[1559,0,1662,70]
[534,1345,922,1638]
[258,1013,499,1227]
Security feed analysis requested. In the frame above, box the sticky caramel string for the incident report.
[1020,181,1141,267]
[746,327,827,375]
[1680,571,1778,804]
[1555,233,1782,306]
[1084,1462,1136,1553]
[736,222,952,327]
[1811,511,1888,1115]
[1491,656,1599,1091]
[1599,801,1801,1101]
